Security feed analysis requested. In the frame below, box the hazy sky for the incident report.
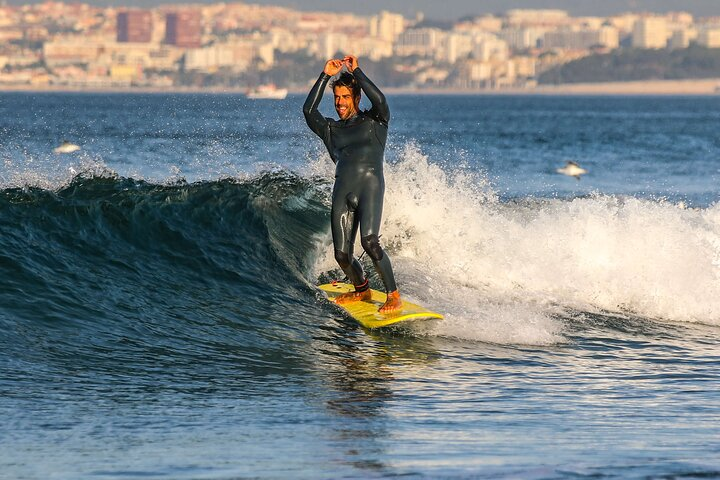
[8,0,720,20]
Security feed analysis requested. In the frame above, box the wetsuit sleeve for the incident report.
[354,67,390,125]
[303,72,331,139]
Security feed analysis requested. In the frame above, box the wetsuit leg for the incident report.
[331,184,365,286]
[358,176,397,293]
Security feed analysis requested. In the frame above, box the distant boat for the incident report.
[54,140,81,154]
[246,84,288,100]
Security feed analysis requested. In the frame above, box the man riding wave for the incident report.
[303,55,402,313]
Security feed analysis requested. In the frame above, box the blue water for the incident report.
[1,92,719,479]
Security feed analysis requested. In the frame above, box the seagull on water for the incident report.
[54,140,81,154]
[556,161,587,180]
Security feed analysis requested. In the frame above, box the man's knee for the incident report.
[334,249,352,269]
[345,193,359,211]
[361,234,384,261]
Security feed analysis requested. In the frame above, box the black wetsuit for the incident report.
[303,68,397,293]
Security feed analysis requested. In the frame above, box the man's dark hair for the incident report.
[331,72,360,97]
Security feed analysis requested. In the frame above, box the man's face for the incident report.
[334,86,359,120]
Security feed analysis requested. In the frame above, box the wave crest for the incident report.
[313,143,720,346]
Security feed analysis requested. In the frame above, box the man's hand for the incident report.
[324,59,343,76]
[343,55,358,72]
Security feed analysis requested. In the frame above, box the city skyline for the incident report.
[3,1,720,92]
[4,0,720,20]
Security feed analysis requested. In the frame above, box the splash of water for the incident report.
[313,142,720,344]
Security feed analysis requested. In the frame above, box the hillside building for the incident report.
[165,10,202,48]
[117,10,152,43]
[632,17,668,49]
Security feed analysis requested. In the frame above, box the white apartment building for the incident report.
[395,28,442,57]
[666,11,694,27]
[267,27,309,53]
[457,56,523,89]
[632,17,668,49]
[498,27,545,50]
[0,51,41,68]
[474,15,503,32]
[0,27,23,42]
[455,14,503,34]
[513,56,536,78]
[369,11,405,42]
[315,31,391,61]
[434,30,513,64]
[315,32,348,59]
[185,37,274,72]
[473,37,509,62]
[697,28,720,48]
[43,36,104,66]
[494,60,517,87]
[185,45,233,71]
[350,36,393,61]
[506,9,569,26]
[150,10,167,44]
[468,61,492,82]
[441,32,473,64]
[416,67,449,85]
[99,42,174,68]
[669,28,696,49]
[574,17,605,30]
[609,13,640,36]
[0,8,15,28]
[543,25,619,50]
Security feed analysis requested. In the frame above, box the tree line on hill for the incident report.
[539,46,720,84]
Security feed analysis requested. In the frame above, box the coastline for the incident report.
[2,78,720,95]
[387,78,720,95]
[530,78,720,96]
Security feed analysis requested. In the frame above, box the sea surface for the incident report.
[1,91,719,479]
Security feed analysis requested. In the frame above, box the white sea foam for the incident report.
[0,153,115,190]
[312,142,720,344]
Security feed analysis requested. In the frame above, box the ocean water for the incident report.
[1,91,719,479]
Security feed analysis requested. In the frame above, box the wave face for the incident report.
[0,172,336,385]
[2,145,720,366]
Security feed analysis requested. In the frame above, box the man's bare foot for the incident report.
[379,290,402,314]
[335,288,372,305]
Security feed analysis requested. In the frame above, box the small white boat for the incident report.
[54,141,81,154]
[246,84,288,100]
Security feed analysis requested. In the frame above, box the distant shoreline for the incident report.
[389,78,720,95]
[2,78,720,95]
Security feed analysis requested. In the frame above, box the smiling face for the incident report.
[333,85,360,120]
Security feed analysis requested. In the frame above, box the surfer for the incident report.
[303,55,402,313]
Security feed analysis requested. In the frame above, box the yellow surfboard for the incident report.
[318,282,443,329]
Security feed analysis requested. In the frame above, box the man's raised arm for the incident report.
[344,55,389,125]
[303,59,344,138]
[303,72,330,138]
